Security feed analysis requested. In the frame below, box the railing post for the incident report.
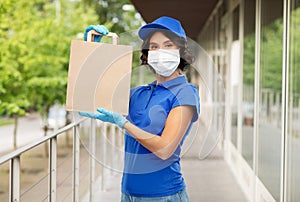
[49,137,57,202]
[9,156,20,202]
[276,92,281,127]
[101,122,107,191]
[73,125,80,202]
[117,128,123,167]
[89,119,96,202]
[117,128,125,162]
[0,119,87,202]
[109,124,115,176]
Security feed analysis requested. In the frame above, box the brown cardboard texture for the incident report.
[66,40,132,115]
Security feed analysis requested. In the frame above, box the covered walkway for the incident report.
[92,147,248,202]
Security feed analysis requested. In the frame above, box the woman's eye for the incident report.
[150,45,158,50]
[164,43,174,48]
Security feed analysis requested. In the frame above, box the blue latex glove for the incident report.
[84,25,109,42]
[79,108,128,128]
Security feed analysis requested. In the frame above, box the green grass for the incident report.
[0,119,14,127]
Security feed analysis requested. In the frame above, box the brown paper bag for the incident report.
[65,36,133,115]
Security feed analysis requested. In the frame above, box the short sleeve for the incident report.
[171,84,200,122]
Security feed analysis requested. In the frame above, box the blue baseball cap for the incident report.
[138,16,187,41]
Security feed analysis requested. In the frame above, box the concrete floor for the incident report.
[182,148,248,202]
[88,146,248,202]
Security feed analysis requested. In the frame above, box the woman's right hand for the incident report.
[79,108,128,129]
[84,25,109,42]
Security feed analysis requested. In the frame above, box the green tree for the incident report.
[260,18,283,92]
[0,0,144,151]
[243,16,283,92]
[0,0,98,150]
[0,0,33,149]
[290,8,300,96]
[82,0,143,33]
[243,33,255,86]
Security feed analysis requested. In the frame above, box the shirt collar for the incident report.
[149,76,187,89]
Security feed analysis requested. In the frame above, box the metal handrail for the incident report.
[0,116,90,202]
[1,116,122,202]
[0,117,87,165]
[0,113,121,202]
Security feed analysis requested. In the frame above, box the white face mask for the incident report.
[147,49,180,77]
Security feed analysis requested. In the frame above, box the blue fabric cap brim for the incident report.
[138,16,187,41]
[138,24,171,41]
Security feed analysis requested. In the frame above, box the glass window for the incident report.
[231,6,240,147]
[258,0,283,200]
[287,0,300,201]
[241,0,256,167]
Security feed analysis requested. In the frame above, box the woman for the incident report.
[80,16,200,202]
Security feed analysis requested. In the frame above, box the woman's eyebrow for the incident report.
[163,40,174,44]
[149,42,158,45]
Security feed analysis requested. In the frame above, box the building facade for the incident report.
[131,0,300,201]
[197,0,300,201]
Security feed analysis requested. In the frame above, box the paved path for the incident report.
[87,122,249,202]
[86,147,248,202]
[182,148,248,202]
[0,114,44,155]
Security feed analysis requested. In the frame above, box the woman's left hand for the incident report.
[79,108,128,128]
[83,25,109,42]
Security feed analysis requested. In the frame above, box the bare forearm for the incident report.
[123,122,164,149]
[123,122,176,160]
[123,106,194,160]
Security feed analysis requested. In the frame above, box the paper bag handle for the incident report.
[87,30,119,45]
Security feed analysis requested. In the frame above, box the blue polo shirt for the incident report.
[121,76,200,197]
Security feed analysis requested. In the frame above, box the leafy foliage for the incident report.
[290,8,300,96]
[0,0,143,118]
[243,32,255,86]
[244,8,300,95]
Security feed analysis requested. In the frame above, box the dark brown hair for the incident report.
[140,29,195,72]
